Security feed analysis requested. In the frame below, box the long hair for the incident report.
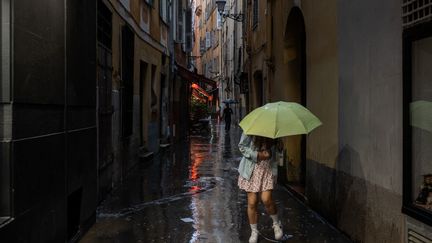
[253,136,275,150]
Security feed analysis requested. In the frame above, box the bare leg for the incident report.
[261,190,283,240]
[261,190,277,215]
[247,192,259,224]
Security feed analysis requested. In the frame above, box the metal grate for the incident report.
[408,229,432,243]
[403,0,432,28]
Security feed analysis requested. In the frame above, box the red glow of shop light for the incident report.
[191,83,211,98]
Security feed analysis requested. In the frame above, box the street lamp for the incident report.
[215,0,244,22]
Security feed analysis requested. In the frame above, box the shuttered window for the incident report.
[185,7,193,52]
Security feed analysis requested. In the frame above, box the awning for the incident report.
[191,83,213,101]
[177,65,217,88]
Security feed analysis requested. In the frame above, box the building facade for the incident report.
[0,0,193,241]
[244,0,432,242]
[219,0,247,123]
[191,0,221,115]
[0,0,97,241]
[96,0,192,199]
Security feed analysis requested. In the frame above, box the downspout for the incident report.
[266,0,273,102]
[246,0,252,112]
[233,0,238,122]
[168,0,175,140]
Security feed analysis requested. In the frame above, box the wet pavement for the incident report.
[80,122,352,243]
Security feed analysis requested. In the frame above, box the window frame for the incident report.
[159,0,168,24]
[402,19,432,227]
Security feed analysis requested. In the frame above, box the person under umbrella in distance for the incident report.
[222,103,233,131]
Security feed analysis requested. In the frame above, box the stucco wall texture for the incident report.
[250,0,407,242]
[306,0,403,241]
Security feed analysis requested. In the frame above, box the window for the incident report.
[177,0,184,42]
[403,19,432,226]
[160,0,168,23]
[205,31,211,48]
[203,63,207,76]
[402,0,432,28]
[140,2,150,33]
[97,0,112,49]
[214,57,219,74]
[253,0,259,29]
[217,12,222,30]
[205,2,210,21]
[200,38,206,54]
[185,8,193,52]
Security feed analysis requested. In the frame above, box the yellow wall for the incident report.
[134,37,164,145]
[257,0,339,180]
[192,3,204,74]
[109,0,168,148]
[202,5,221,79]
[302,0,339,168]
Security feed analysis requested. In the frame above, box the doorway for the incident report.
[159,73,167,140]
[139,61,148,146]
[253,71,264,107]
[282,7,307,195]
[96,0,113,201]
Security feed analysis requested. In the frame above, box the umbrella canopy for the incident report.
[222,99,238,104]
[239,101,322,138]
[411,100,432,132]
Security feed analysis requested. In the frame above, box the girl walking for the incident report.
[237,133,283,243]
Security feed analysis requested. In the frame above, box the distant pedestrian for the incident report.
[237,133,283,243]
[222,104,233,131]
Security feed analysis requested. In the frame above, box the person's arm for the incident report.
[238,133,258,162]
[238,134,271,162]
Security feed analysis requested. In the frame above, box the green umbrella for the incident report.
[411,100,432,132]
[239,101,322,139]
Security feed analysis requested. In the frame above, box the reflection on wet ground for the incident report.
[80,123,351,243]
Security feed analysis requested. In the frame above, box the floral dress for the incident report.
[238,160,275,192]
[238,144,276,192]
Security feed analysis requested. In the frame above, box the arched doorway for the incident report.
[281,7,307,195]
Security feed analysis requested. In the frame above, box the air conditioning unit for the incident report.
[406,217,432,243]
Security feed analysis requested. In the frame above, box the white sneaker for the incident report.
[249,229,258,243]
[273,221,283,240]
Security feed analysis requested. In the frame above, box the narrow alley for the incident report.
[80,123,350,242]
[2,0,432,242]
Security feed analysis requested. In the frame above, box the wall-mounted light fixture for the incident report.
[215,0,244,22]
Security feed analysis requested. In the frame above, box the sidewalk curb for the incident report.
[279,185,353,242]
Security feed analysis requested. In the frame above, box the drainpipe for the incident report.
[233,0,238,122]
[266,0,273,102]
[168,0,175,141]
